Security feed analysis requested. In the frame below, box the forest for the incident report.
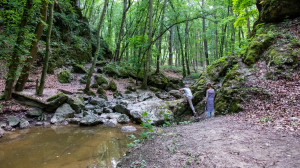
[0,0,300,167]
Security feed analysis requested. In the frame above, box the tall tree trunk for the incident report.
[15,0,48,92]
[142,0,153,89]
[176,26,186,77]
[37,1,54,96]
[184,20,190,75]
[202,0,209,66]
[245,8,251,37]
[168,27,173,66]
[107,0,114,47]
[115,0,130,61]
[195,30,199,68]
[4,0,33,100]
[155,0,167,74]
[85,0,108,92]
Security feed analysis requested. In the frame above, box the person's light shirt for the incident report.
[183,88,193,98]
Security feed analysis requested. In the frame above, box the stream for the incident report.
[0,125,139,168]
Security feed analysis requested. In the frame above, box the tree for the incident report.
[4,0,33,100]
[37,0,54,96]
[84,0,109,92]
[15,0,48,92]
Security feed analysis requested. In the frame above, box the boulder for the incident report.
[104,119,118,127]
[67,95,85,113]
[26,108,43,117]
[138,91,157,102]
[108,80,117,91]
[117,114,130,124]
[121,126,137,132]
[7,116,20,127]
[94,108,103,115]
[80,113,104,126]
[72,64,87,74]
[94,74,108,86]
[148,73,169,90]
[0,128,5,138]
[0,122,6,128]
[103,107,113,113]
[89,97,106,107]
[100,113,122,120]
[85,104,95,110]
[58,70,73,83]
[169,90,182,98]
[114,104,130,115]
[20,118,30,129]
[66,118,81,125]
[51,104,75,124]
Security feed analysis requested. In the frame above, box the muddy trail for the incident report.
[118,115,300,168]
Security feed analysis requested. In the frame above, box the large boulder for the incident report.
[7,116,20,127]
[103,119,118,127]
[89,97,106,107]
[169,90,182,98]
[67,95,85,113]
[117,114,130,124]
[114,104,130,115]
[58,70,73,83]
[148,73,169,90]
[100,113,122,120]
[80,113,104,126]
[51,104,75,124]
[20,118,30,129]
[126,100,177,125]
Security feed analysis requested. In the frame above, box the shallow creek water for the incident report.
[0,125,139,168]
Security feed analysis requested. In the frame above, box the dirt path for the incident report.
[118,116,300,168]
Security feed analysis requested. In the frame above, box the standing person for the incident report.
[205,83,215,117]
[180,85,196,116]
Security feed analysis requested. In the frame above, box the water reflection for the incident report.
[0,125,137,168]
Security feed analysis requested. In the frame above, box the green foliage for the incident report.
[58,70,72,83]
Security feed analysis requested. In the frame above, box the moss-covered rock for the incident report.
[91,83,98,88]
[108,80,117,91]
[80,75,87,84]
[148,73,169,90]
[46,92,68,102]
[72,64,87,74]
[58,70,72,83]
[94,74,108,86]
[97,86,105,95]
[103,63,120,77]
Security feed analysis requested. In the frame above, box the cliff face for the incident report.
[175,1,300,120]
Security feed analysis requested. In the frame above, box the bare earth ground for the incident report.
[118,115,300,168]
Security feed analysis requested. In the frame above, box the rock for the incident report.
[85,104,95,110]
[66,118,81,124]
[97,86,105,95]
[169,90,182,98]
[108,80,117,91]
[117,114,130,124]
[91,83,98,88]
[3,126,13,131]
[46,92,68,102]
[94,108,103,115]
[35,122,44,126]
[156,92,170,100]
[95,74,108,86]
[20,118,30,129]
[127,100,176,125]
[51,104,75,124]
[289,117,298,121]
[72,64,87,74]
[43,122,50,126]
[89,97,106,107]
[58,70,73,83]
[148,73,169,90]
[121,126,137,132]
[0,122,6,128]
[149,86,160,92]
[7,116,20,127]
[67,95,85,113]
[126,86,136,92]
[114,104,130,114]
[80,113,104,126]
[104,119,118,127]
[26,108,43,117]
[138,91,157,102]
[0,128,5,138]
[100,113,122,120]
[103,107,113,113]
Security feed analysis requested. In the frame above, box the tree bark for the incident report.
[176,26,186,77]
[4,0,33,100]
[142,0,153,89]
[168,27,173,66]
[202,0,209,66]
[15,0,48,92]
[85,0,109,92]
[184,20,190,75]
[37,1,54,96]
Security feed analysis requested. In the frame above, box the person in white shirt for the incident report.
[179,85,196,116]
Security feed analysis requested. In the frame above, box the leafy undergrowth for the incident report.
[238,61,300,135]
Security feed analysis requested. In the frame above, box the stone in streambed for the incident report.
[7,116,20,127]
[26,108,43,117]
[104,119,118,127]
[117,114,130,124]
[51,103,75,124]
[80,113,104,126]
[20,118,30,129]
[121,126,137,132]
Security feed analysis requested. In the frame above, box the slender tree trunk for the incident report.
[107,0,114,47]
[184,20,190,75]
[85,0,108,92]
[155,0,167,74]
[176,26,186,77]
[115,0,130,61]
[142,0,153,89]
[168,27,173,66]
[245,8,251,37]
[195,30,199,68]
[4,0,33,100]
[15,0,48,92]
[37,1,54,96]
[202,0,209,66]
